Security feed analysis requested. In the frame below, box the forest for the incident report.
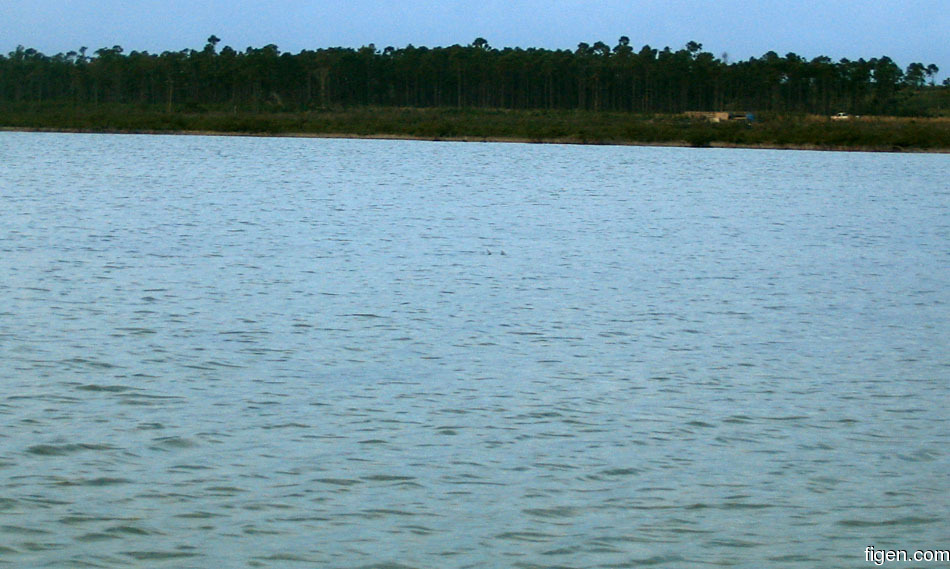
[1,36,946,116]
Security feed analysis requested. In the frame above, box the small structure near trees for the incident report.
[685,111,754,123]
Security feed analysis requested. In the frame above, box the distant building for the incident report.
[685,111,754,123]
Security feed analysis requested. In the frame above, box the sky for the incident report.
[1,0,947,80]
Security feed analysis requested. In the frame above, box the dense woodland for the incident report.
[0,37,945,116]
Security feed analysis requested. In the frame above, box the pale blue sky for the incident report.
[2,0,946,79]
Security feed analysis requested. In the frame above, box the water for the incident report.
[0,132,947,568]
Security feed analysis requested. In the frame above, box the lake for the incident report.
[0,132,947,568]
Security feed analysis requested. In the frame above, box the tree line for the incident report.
[0,36,943,116]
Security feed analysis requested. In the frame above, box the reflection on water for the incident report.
[0,132,948,568]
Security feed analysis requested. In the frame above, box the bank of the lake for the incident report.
[2,105,949,152]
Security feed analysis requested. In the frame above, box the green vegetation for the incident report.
[3,104,947,151]
[2,37,949,150]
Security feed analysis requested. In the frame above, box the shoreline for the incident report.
[3,125,947,154]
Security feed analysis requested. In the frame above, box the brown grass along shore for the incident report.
[2,106,948,152]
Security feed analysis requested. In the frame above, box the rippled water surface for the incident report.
[1,132,948,568]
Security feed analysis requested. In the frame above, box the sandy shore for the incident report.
[2,125,947,153]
